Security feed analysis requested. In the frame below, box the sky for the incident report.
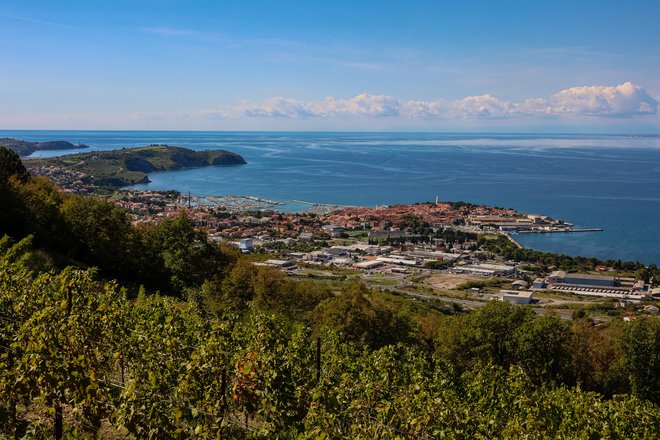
[1,0,660,132]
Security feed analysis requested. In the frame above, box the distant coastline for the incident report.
[24,145,247,190]
[0,137,88,156]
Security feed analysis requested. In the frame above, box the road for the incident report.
[368,283,604,321]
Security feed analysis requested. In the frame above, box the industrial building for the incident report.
[326,247,349,257]
[546,271,618,287]
[499,290,534,304]
[406,250,461,261]
[310,250,334,262]
[510,280,529,290]
[254,259,296,270]
[453,263,515,277]
[353,260,384,270]
[531,278,546,290]
[287,252,313,261]
[331,257,355,266]
[567,273,616,287]
[264,259,295,268]
[544,271,647,300]
[376,256,419,266]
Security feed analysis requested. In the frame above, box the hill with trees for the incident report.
[0,137,88,156]
[25,145,247,187]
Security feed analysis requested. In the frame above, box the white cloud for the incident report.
[549,82,658,117]
[400,99,449,118]
[325,94,402,117]
[241,97,319,118]
[201,82,658,120]
[223,94,404,118]
[450,94,516,119]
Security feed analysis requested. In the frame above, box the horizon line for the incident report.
[1,129,659,137]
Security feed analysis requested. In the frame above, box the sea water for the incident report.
[5,130,660,264]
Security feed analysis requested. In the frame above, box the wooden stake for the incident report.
[54,403,63,440]
[316,337,321,384]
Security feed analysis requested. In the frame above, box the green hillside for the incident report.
[25,145,247,187]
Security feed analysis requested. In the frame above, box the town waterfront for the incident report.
[6,130,660,264]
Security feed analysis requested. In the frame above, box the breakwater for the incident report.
[518,228,603,234]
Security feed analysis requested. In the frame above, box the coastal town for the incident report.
[26,163,660,320]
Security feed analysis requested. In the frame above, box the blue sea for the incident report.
[4,130,660,265]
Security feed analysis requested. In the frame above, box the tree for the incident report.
[215,259,259,310]
[60,196,135,276]
[569,319,627,396]
[11,177,71,247]
[621,317,660,403]
[433,315,479,371]
[312,282,414,348]
[467,300,534,367]
[143,213,227,292]
[515,314,572,385]
[0,148,31,237]
[0,147,29,185]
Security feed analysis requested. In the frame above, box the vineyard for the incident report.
[1,149,660,438]
[1,237,660,439]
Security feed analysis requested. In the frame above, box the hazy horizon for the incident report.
[3,129,660,136]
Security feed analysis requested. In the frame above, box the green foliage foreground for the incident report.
[2,149,660,438]
[0,154,236,294]
[1,243,660,439]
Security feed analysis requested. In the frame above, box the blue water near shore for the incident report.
[5,130,660,264]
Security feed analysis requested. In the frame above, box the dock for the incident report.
[503,232,523,249]
[242,195,284,205]
[517,228,603,234]
[291,199,322,206]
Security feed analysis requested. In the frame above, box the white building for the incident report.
[353,260,384,270]
[454,263,515,277]
[499,290,534,304]
[239,238,253,252]
[376,256,419,266]
[332,257,355,266]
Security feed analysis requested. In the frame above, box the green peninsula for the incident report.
[0,137,89,156]
[25,145,247,188]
